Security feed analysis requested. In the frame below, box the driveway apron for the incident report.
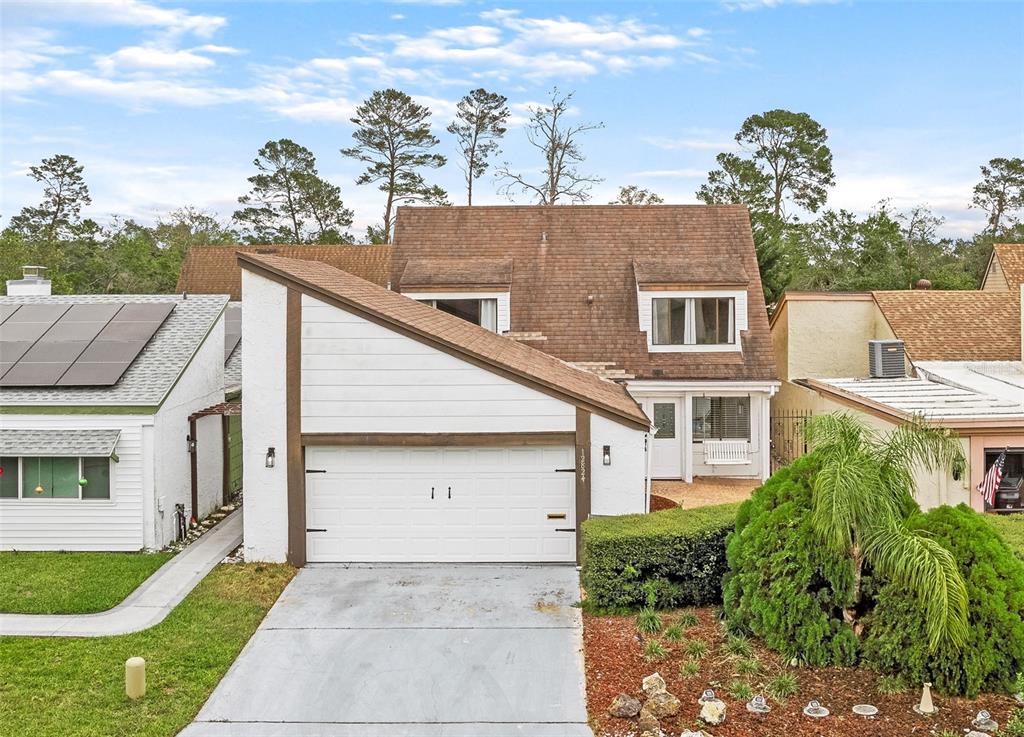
[180,564,592,737]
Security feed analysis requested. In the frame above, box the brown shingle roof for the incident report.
[872,290,1020,361]
[633,258,747,287]
[992,243,1024,291]
[177,245,391,300]
[391,205,776,381]
[238,252,650,429]
[401,257,513,290]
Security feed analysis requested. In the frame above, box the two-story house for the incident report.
[390,205,780,483]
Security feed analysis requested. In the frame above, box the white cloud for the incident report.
[275,97,358,123]
[642,134,736,152]
[5,0,226,37]
[193,45,244,55]
[722,0,840,11]
[95,45,215,74]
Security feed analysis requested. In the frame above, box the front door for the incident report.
[645,399,682,479]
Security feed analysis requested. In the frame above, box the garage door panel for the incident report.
[305,446,576,563]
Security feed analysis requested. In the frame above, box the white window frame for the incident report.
[639,288,746,353]
[404,291,511,334]
[1,456,113,502]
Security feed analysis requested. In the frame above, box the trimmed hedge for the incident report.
[986,513,1024,560]
[580,502,739,610]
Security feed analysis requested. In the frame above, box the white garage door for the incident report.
[305,445,577,563]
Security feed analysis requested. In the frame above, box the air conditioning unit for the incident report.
[868,339,906,379]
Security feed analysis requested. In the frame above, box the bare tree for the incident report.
[496,88,604,205]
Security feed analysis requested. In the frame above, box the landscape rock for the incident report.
[644,691,681,718]
[967,732,990,737]
[637,708,660,733]
[681,732,711,737]
[699,698,727,725]
[638,731,661,737]
[642,672,667,696]
[607,693,641,718]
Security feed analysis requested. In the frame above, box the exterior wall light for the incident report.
[187,436,196,453]
[265,447,276,469]
[602,445,611,466]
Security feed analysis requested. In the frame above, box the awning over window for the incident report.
[0,428,122,458]
[400,257,513,290]
[633,258,747,288]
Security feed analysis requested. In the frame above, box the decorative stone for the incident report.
[699,698,727,725]
[971,710,999,732]
[852,704,878,717]
[642,673,667,696]
[638,731,661,737]
[967,731,991,737]
[645,691,681,718]
[637,709,660,733]
[803,700,829,718]
[608,693,641,718]
[746,694,771,714]
[681,732,710,737]
[913,683,938,716]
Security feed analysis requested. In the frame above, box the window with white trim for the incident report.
[692,397,750,442]
[418,298,499,332]
[0,456,111,500]
[652,296,735,346]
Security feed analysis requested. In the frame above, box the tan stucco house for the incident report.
[771,243,1024,514]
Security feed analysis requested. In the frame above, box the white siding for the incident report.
[0,415,151,551]
[241,271,290,562]
[153,309,225,547]
[195,414,224,520]
[300,294,575,434]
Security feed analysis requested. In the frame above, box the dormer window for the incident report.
[652,296,735,347]
[418,297,498,332]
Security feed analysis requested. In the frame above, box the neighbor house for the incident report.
[238,253,652,565]
[771,244,1024,513]
[0,268,230,550]
[390,205,780,483]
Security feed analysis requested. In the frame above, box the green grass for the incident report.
[663,624,686,642]
[987,514,1024,559]
[725,634,754,657]
[876,674,908,695]
[728,679,753,700]
[643,639,667,661]
[766,672,799,702]
[636,608,663,635]
[0,563,295,737]
[0,551,174,614]
[679,660,701,677]
[685,638,709,659]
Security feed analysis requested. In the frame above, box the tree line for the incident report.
[1,86,1021,301]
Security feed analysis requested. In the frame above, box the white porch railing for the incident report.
[703,440,752,466]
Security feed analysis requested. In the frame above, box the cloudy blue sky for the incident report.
[2,0,1021,237]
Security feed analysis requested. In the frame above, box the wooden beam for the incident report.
[286,288,306,567]
[188,417,198,522]
[300,432,575,447]
[575,408,592,564]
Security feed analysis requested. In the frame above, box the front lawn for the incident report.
[0,563,296,737]
[987,512,1024,558]
[0,551,174,614]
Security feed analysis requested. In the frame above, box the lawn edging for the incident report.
[580,502,740,610]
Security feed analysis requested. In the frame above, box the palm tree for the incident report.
[802,413,969,651]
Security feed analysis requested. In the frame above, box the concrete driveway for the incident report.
[180,565,592,737]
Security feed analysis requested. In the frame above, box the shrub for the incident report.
[765,672,799,701]
[581,503,739,609]
[680,660,701,677]
[636,608,663,634]
[986,513,1024,560]
[728,680,753,700]
[722,455,859,667]
[1005,708,1024,737]
[876,674,907,695]
[678,610,701,628]
[685,639,709,659]
[643,639,667,661]
[861,504,1024,697]
[725,634,753,657]
[735,657,761,676]
[664,624,685,642]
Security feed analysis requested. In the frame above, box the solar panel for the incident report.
[0,305,21,324]
[0,301,176,388]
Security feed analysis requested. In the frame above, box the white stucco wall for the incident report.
[241,270,290,562]
[0,415,151,551]
[153,309,225,547]
[590,413,649,516]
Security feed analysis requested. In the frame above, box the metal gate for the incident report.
[770,409,811,474]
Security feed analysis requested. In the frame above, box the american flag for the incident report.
[978,451,1006,508]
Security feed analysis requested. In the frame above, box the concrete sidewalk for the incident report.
[0,509,243,637]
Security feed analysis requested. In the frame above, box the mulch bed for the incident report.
[584,607,1018,736]
[649,494,678,512]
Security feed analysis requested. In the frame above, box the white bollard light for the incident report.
[125,656,146,699]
